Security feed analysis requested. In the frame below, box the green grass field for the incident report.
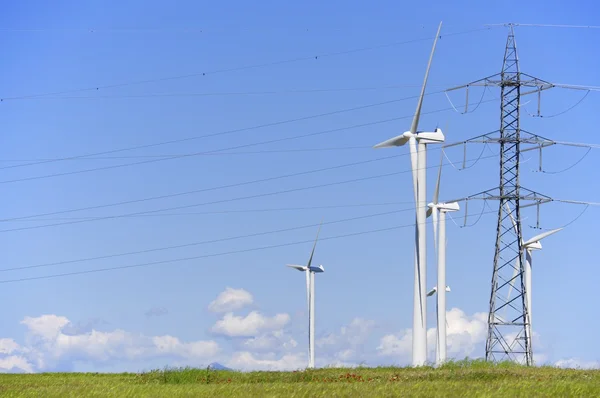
[1,360,599,397]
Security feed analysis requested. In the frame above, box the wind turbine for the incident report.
[373,21,444,366]
[286,223,325,369]
[505,204,561,343]
[426,157,459,365]
[427,285,451,365]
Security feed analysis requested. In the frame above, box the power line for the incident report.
[0,93,442,173]
[0,146,372,163]
[2,85,456,101]
[486,23,600,29]
[0,118,402,183]
[3,139,596,165]
[0,209,498,285]
[0,23,486,33]
[3,196,595,282]
[0,96,500,184]
[0,27,490,102]
[552,199,600,207]
[0,202,408,222]
[0,207,417,273]
[0,153,404,222]
[0,152,500,232]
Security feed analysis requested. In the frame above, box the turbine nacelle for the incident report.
[427,285,451,296]
[417,128,445,144]
[373,128,445,149]
[523,241,542,251]
[427,201,460,217]
[308,265,325,273]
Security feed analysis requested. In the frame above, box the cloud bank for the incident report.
[0,287,590,372]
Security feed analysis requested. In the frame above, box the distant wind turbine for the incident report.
[286,223,325,369]
[373,21,445,366]
[505,204,561,342]
[426,156,459,365]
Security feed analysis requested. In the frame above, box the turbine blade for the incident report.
[432,207,439,260]
[305,269,310,311]
[504,202,520,241]
[410,21,443,135]
[287,264,307,272]
[409,136,419,206]
[307,221,323,268]
[505,256,520,304]
[373,133,410,148]
[523,228,562,247]
[433,150,443,205]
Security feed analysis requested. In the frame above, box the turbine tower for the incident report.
[286,223,325,369]
[373,21,444,366]
[427,285,451,365]
[505,204,561,346]
[427,157,460,365]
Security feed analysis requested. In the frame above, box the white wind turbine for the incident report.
[426,157,459,365]
[505,204,561,343]
[286,223,325,369]
[373,21,445,367]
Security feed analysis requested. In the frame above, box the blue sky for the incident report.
[0,0,599,372]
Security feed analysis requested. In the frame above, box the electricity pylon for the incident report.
[446,24,556,366]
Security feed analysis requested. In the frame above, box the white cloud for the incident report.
[377,308,488,362]
[208,287,253,313]
[243,330,298,352]
[444,308,488,357]
[317,318,376,362]
[0,355,34,373]
[555,358,600,369]
[211,311,290,337]
[377,328,412,358]
[152,336,219,359]
[318,318,375,348]
[0,314,220,372]
[21,315,70,341]
[0,339,21,355]
[225,351,306,371]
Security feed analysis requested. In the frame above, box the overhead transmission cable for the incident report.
[0,97,501,184]
[0,26,491,102]
[0,152,500,232]
[5,197,596,275]
[0,153,411,222]
[485,23,600,29]
[0,208,500,285]
[0,146,372,163]
[0,93,442,172]
[0,202,408,222]
[2,85,456,101]
[0,207,420,273]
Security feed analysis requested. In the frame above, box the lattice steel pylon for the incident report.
[446,24,558,365]
[486,25,531,365]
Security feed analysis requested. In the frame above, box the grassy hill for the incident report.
[1,360,599,397]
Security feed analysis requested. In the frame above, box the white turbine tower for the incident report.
[505,204,561,346]
[373,21,444,366]
[426,158,459,365]
[427,285,451,364]
[286,223,325,369]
